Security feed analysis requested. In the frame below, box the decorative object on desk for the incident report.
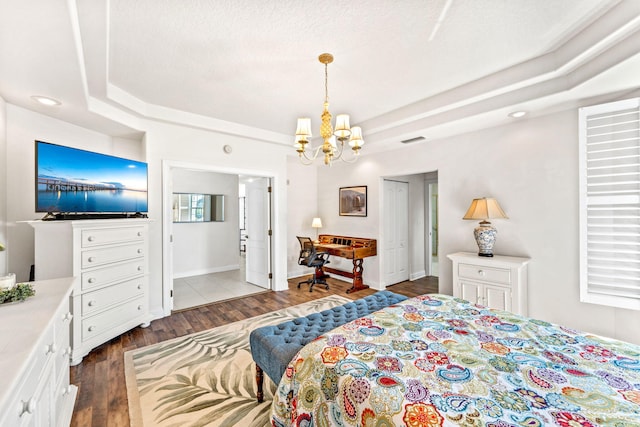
[463,197,508,257]
[339,186,367,217]
[311,217,322,242]
[0,281,35,304]
[294,53,365,166]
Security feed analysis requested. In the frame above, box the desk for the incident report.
[316,234,377,293]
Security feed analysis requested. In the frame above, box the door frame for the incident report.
[161,160,274,316]
[424,176,438,277]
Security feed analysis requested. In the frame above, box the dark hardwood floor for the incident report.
[70,276,438,427]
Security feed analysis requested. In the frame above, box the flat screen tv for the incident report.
[35,140,148,218]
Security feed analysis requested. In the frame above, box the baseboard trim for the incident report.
[173,264,240,279]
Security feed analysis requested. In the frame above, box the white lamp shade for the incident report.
[311,217,323,228]
[348,126,364,147]
[334,114,351,138]
[328,135,337,148]
[463,197,508,220]
[296,118,312,137]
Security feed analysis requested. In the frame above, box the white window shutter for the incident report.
[579,97,640,310]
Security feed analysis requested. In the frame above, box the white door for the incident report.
[245,177,271,288]
[383,180,409,285]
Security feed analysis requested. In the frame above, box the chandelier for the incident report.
[295,53,364,166]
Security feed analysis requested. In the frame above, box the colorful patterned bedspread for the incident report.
[271,294,640,427]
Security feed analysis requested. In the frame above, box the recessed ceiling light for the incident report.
[31,95,61,106]
[508,111,527,118]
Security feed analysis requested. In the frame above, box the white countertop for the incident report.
[0,277,75,409]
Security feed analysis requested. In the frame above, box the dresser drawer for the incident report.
[81,277,145,316]
[81,296,146,342]
[2,329,56,426]
[53,300,73,343]
[458,263,511,284]
[81,226,145,248]
[81,243,145,269]
[81,259,145,291]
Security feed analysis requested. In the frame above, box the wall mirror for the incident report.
[173,193,224,222]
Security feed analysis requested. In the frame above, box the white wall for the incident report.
[307,109,640,345]
[172,169,239,277]
[5,104,142,281]
[286,156,319,278]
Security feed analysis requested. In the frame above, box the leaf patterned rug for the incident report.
[124,295,351,427]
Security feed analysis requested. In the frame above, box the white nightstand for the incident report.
[447,252,530,316]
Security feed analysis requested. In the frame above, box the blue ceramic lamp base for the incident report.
[474,221,497,257]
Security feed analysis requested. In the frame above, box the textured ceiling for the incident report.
[1,0,639,152]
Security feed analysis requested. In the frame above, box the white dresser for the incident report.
[0,277,77,427]
[30,219,151,365]
[447,252,530,316]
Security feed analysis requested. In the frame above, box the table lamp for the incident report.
[311,217,323,242]
[463,197,508,257]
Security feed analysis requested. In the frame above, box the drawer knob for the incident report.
[137,266,143,271]
[62,385,74,396]
[137,305,143,311]
[87,236,95,242]
[137,284,143,290]
[63,312,73,322]
[88,277,96,283]
[88,326,96,332]
[137,232,143,237]
[137,249,143,254]
[88,300,96,307]
[21,397,37,416]
[477,269,485,276]
[88,256,95,263]
[45,343,56,355]
[63,346,72,356]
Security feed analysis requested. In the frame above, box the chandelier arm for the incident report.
[337,152,360,163]
[299,144,324,164]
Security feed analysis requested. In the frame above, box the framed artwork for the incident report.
[339,186,367,217]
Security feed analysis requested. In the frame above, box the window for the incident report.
[579,97,640,310]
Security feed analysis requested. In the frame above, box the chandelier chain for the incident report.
[325,62,329,104]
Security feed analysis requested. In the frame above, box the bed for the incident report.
[271,294,640,426]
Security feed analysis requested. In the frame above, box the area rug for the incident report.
[124,295,351,427]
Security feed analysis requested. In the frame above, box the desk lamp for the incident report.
[311,217,323,242]
[463,197,508,257]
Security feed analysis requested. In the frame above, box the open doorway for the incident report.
[425,173,439,277]
[163,164,272,312]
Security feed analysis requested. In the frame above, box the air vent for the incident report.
[400,136,426,144]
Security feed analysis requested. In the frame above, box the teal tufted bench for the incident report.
[249,290,408,402]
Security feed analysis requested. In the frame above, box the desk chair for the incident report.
[296,236,330,292]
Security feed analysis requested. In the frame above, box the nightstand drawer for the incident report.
[458,263,511,284]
